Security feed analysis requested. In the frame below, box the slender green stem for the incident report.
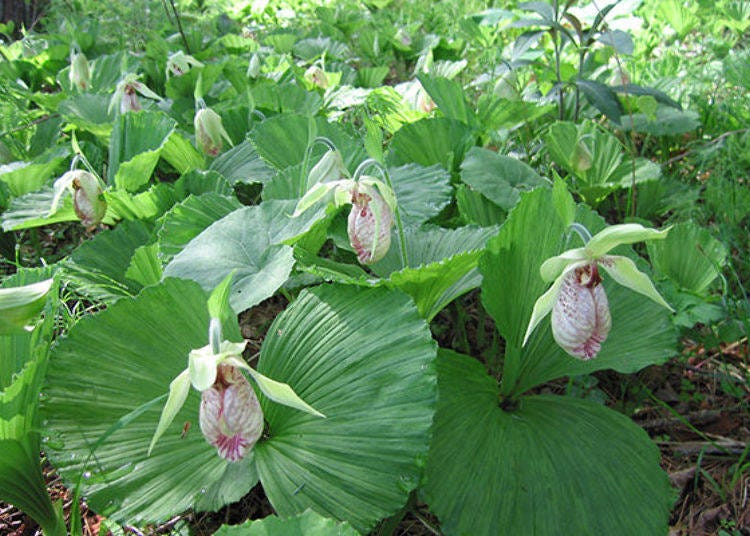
[300,136,338,196]
[353,158,409,269]
[569,222,592,245]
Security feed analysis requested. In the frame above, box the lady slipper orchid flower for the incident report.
[108,74,163,115]
[166,51,203,78]
[523,223,674,360]
[50,170,107,228]
[199,364,264,462]
[294,150,396,264]
[348,185,394,264]
[150,332,324,461]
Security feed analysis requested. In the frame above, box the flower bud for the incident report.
[70,52,90,91]
[71,170,106,227]
[194,107,231,157]
[199,365,264,462]
[551,264,612,360]
[348,186,394,265]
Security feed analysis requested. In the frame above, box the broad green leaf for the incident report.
[251,115,365,173]
[0,279,53,335]
[210,140,275,185]
[124,243,163,288]
[620,108,701,136]
[42,279,250,525]
[108,111,177,192]
[63,220,153,302]
[161,132,205,174]
[157,193,242,260]
[0,269,63,536]
[0,438,66,536]
[388,117,475,171]
[418,75,477,126]
[106,183,180,221]
[254,285,437,533]
[477,95,555,131]
[364,226,498,320]
[59,94,115,139]
[480,188,571,350]
[1,185,78,231]
[647,222,727,294]
[388,164,452,226]
[456,185,507,226]
[0,146,69,197]
[164,200,327,313]
[576,79,623,124]
[460,147,546,211]
[214,509,358,535]
[423,350,672,536]
[174,170,234,197]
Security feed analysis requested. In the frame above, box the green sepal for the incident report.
[224,356,325,418]
[600,256,674,312]
[293,179,353,217]
[148,369,190,455]
[539,248,587,282]
[586,223,670,258]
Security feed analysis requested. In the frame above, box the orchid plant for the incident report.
[293,141,404,266]
[523,223,674,359]
[149,275,324,461]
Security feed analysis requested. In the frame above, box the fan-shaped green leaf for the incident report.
[215,509,358,535]
[460,147,546,211]
[423,350,672,536]
[388,117,475,171]
[42,279,250,525]
[389,164,452,226]
[163,200,327,313]
[647,221,727,294]
[1,185,77,231]
[108,111,177,192]
[63,220,153,302]
[210,140,275,185]
[0,146,69,197]
[162,132,205,174]
[157,193,242,260]
[59,94,115,139]
[254,285,437,533]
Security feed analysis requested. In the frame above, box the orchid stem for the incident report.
[569,223,592,245]
[353,158,409,269]
[300,136,338,197]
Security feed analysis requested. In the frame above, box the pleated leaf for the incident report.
[388,117,475,171]
[254,285,437,533]
[108,111,176,192]
[163,200,327,313]
[215,509,358,535]
[460,147,546,211]
[157,193,242,260]
[423,350,672,536]
[63,220,153,302]
[647,221,727,294]
[42,279,251,525]
[210,140,275,185]
[388,164,452,226]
